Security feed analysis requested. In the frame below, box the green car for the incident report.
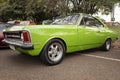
[3,13,117,65]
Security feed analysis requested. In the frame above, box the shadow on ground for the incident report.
[6,48,101,67]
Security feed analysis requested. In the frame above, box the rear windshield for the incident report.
[51,14,80,25]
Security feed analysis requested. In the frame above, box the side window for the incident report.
[80,16,104,28]
[70,15,79,24]
[80,18,85,25]
[94,19,104,28]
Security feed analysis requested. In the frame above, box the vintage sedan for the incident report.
[3,13,117,65]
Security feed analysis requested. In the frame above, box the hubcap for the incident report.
[106,40,111,50]
[48,42,63,62]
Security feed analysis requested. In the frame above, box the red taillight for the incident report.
[21,31,31,43]
[0,32,4,39]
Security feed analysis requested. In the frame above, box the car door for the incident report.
[78,15,104,47]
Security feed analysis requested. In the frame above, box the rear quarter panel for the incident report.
[23,25,79,56]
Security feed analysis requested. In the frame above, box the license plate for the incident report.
[9,45,15,51]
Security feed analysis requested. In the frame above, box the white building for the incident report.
[96,4,120,22]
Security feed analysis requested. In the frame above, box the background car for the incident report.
[8,20,36,26]
[0,23,15,48]
[19,20,36,26]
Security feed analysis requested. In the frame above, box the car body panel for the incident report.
[21,25,79,55]
[4,13,118,56]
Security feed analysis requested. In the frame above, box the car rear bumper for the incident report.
[3,39,34,50]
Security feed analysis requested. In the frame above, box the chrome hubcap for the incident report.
[106,40,110,50]
[48,43,63,62]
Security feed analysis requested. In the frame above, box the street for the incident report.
[0,48,120,80]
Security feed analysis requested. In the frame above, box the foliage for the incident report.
[68,0,120,14]
[0,0,119,23]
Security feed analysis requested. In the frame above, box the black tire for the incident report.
[101,39,111,51]
[40,39,65,66]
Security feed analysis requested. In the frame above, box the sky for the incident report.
[96,4,120,22]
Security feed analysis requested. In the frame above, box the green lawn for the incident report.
[109,26,120,48]
[109,26,120,40]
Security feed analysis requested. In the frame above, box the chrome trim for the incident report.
[3,30,34,49]
[3,39,34,50]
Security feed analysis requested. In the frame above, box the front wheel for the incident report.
[40,39,65,66]
[101,39,111,51]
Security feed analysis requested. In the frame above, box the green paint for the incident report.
[6,13,118,56]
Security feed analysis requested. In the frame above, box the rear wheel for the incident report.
[40,39,65,66]
[102,39,111,51]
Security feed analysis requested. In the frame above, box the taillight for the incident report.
[21,31,31,43]
[0,32,4,39]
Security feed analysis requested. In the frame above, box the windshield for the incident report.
[51,14,80,25]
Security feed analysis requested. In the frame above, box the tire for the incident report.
[101,39,111,51]
[40,39,65,66]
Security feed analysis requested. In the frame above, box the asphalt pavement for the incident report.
[0,48,120,80]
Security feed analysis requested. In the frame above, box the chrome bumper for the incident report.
[3,39,34,50]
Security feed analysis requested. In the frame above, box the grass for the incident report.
[109,26,120,49]
[109,26,120,40]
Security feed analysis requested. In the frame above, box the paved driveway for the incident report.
[0,48,120,80]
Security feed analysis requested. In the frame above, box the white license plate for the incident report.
[9,45,15,50]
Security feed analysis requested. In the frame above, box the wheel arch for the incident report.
[105,37,112,42]
[103,35,112,42]
[40,37,67,55]
[106,38,112,41]
[48,38,67,51]
[39,37,67,65]
[101,37,112,51]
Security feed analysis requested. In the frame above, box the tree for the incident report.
[9,0,28,20]
[0,0,28,22]
[0,0,7,3]
[0,0,119,23]
[69,0,120,15]
[0,2,14,22]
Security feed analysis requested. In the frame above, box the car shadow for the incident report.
[8,48,101,67]
[0,47,10,50]
[66,48,100,57]
[8,52,46,67]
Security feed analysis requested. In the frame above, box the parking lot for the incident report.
[0,48,120,80]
